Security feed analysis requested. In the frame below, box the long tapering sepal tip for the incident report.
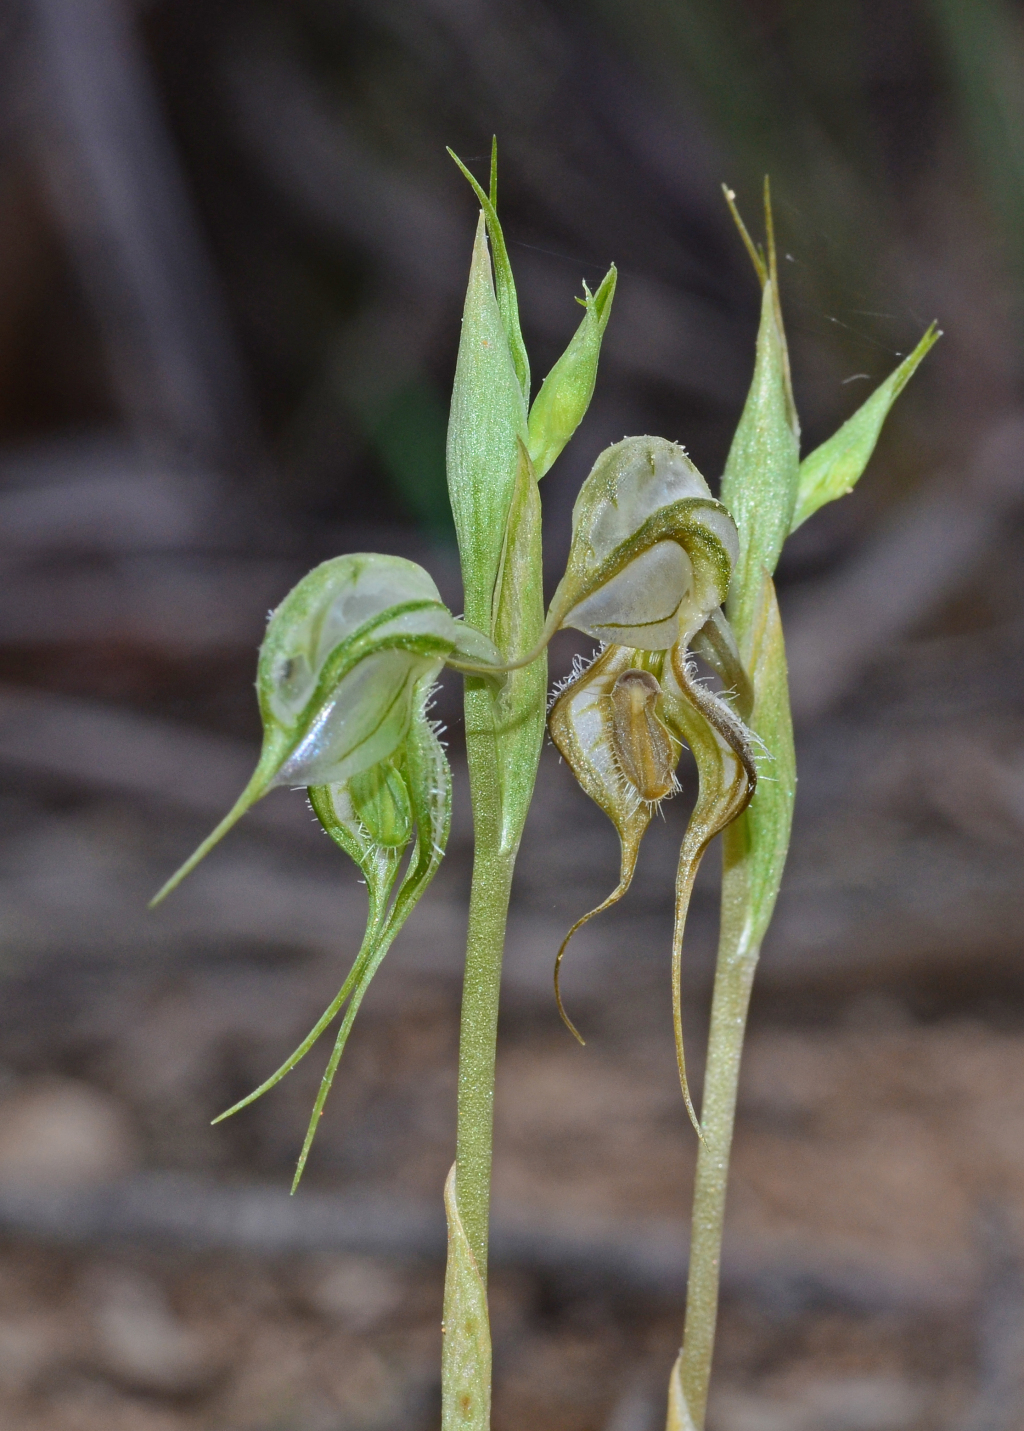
[148,777,269,907]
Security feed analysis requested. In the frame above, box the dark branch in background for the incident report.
[0,1173,978,1320]
[12,0,261,473]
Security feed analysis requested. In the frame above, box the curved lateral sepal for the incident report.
[660,646,757,1141]
[552,845,644,1047]
[690,608,754,721]
[290,700,452,1190]
[209,777,401,1128]
[209,775,401,1130]
[210,836,400,1132]
[548,644,661,1041]
[207,688,452,1193]
[441,1164,492,1431]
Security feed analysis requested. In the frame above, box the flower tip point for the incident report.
[148,774,271,911]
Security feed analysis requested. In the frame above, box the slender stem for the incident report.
[454,835,515,1273]
[451,680,521,1273]
[678,824,759,1430]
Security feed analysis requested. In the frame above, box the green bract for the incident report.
[792,322,940,532]
[527,266,618,480]
[448,145,618,486]
[446,211,530,635]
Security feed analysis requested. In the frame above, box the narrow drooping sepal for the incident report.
[209,779,402,1135]
[660,648,757,1138]
[288,694,453,1189]
[548,645,680,1041]
[206,680,453,1190]
[547,437,739,651]
[441,1164,492,1431]
[791,323,940,531]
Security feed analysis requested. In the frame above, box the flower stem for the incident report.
[442,671,541,1430]
[453,833,515,1272]
[675,823,759,1430]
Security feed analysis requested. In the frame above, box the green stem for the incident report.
[454,828,515,1272]
[441,655,543,1431]
[676,824,759,1431]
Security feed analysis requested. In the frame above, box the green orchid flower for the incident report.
[150,552,500,1184]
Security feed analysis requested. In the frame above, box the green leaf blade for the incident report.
[791,323,940,532]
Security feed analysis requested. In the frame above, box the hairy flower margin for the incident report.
[150,159,939,1431]
[150,144,619,1188]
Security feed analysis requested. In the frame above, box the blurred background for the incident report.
[0,1,1023,1428]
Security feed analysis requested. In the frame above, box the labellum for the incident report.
[549,646,681,1043]
[608,668,678,803]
